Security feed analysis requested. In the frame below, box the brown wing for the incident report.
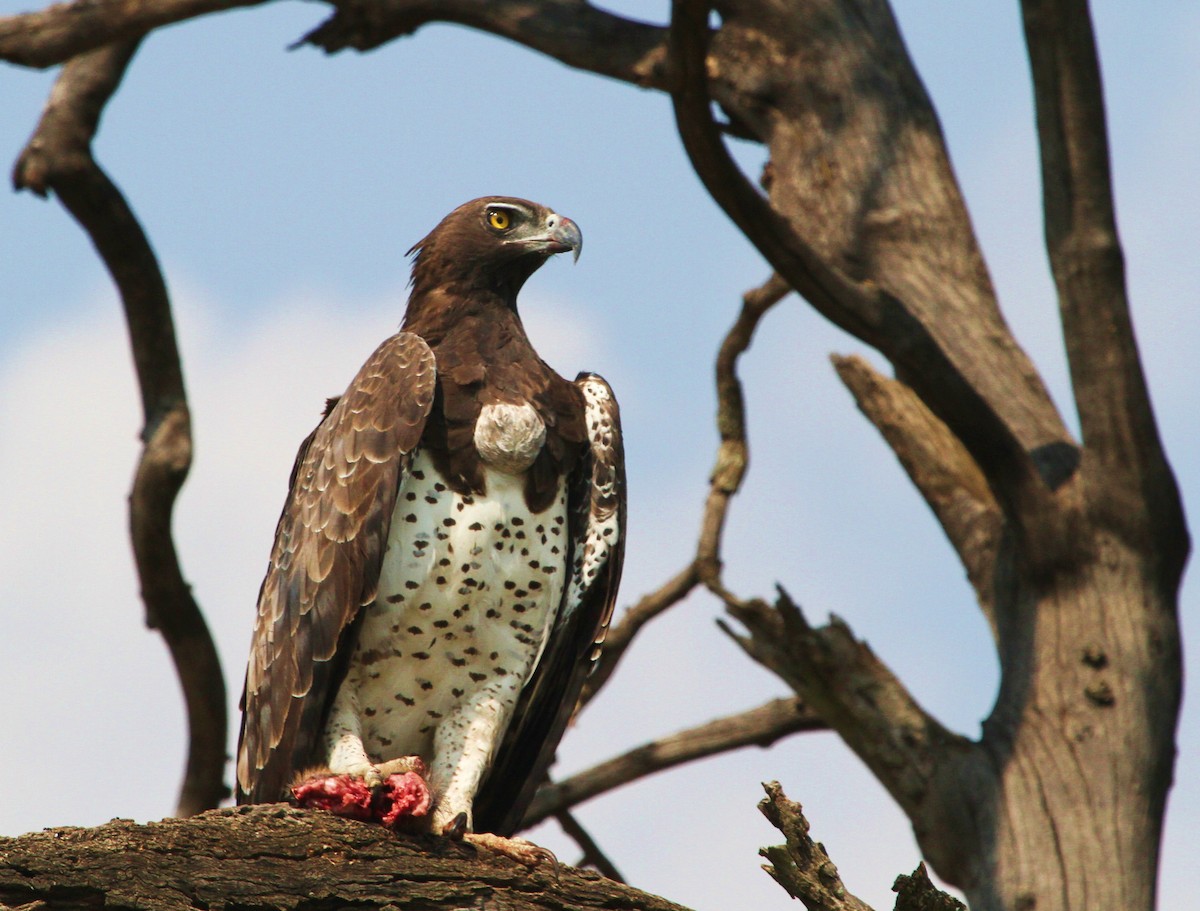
[236,332,436,803]
[472,372,626,836]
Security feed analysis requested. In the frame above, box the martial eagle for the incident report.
[236,197,625,849]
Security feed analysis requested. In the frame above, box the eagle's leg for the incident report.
[428,686,519,833]
[324,682,385,786]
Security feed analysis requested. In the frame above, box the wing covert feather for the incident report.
[236,332,436,803]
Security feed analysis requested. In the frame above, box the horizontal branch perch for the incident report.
[0,808,691,911]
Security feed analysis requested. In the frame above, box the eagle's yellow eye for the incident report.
[487,209,511,231]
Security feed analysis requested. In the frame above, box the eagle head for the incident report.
[406,197,582,304]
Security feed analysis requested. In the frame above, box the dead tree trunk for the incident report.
[666,3,1186,909]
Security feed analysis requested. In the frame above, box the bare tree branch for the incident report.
[723,591,972,832]
[578,560,699,709]
[697,272,789,595]
[12,44,227,817]
[555,809,626,883]
[300,0,669,89]
[525,697,822,828]
[1020,0,1188,571]
[831,354,1003,634]
[758,781,875,911]
[666,0,882,344]
[581,273,787,708]
[0,808,693,911]
[0,0,267,68]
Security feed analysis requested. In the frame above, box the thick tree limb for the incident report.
[300,0,670,88]
[667,1,882,344]
[12,44,227,817]
[524,696,822,827]
[0,808,690,911]
[666,1,1083,572]
[723,592,973,831]
[0,0,268,69]
[1020,0,1188,573]
[831,354,1002,633]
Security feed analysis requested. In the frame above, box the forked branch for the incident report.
[665,0,1067,566]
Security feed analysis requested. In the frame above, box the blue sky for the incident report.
[1,2,1197,908]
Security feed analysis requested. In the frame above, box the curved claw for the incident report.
[463,832,559,875]
[442,811,469,841]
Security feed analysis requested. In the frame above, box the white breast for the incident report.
[345,450,568,763]
[473,402,546,474]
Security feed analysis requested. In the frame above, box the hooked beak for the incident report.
[530,212,583,262]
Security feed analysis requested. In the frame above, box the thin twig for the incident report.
[697,272,788,602]
[525,697,822,827]
[13,43,228,816]
[580,273,787,709]
[555,809,626,883]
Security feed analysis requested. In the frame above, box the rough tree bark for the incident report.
[665,3,1186,910]
[1,1,1186,910]
[663,3,1184,909]
[0,808,692,911]
[0,797,957,911]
